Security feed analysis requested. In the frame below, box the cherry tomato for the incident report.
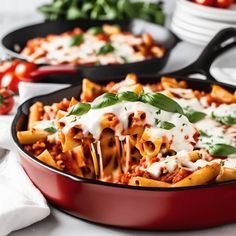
[0,60,21,78]
[14,62,37,80]
[1,72,20,93]
[0,88,14,115]
[215,0,232,8]
[96,34,109,42]
[193,0,215,6]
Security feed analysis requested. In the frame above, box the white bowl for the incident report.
[178,0,236,23]
[172,14,219,36]
[171,21,211,45]
[174,5,236,30]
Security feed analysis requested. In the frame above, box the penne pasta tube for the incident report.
[37,149,59,169]
[80,78,103,102]
[56,110,67,120]
[17,130,48,145]
[59,132,81,152]
[188,150,201,162]
[90,143,99,177]
[216,168,236,182]
[124,73,138,84]
[136,127,162,158]
[102,24,121,35]
[211,85,235,104]
[171,163,221,187]
[27,102,43,129]
[100,113,119,130]
[129,177,171,187]
[72,145,86,168]
[69,97,79,107]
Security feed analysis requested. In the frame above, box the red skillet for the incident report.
[12,28,236,230]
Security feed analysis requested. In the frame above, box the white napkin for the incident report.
[0,82,69,235]
[0,152,50,236]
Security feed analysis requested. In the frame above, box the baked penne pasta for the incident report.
[17,130,48,145]
[27,102,43,129]
[37,149,59,169]
[129,177,171,187]
[20,25,165,66]
[171,163,221,187]
[216,168,236,182]
[18,75,236,188]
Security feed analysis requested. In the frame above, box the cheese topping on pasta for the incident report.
[17,75,236,188]
[59,101,196,152]
[20,24,165,65]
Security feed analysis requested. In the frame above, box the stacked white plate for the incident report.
[171,0,236,45]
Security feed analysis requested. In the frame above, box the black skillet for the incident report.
[1,19,178,83]
[17,27,236,115]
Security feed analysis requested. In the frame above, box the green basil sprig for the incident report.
[68,103,91,116]
[67,91,185,117]
[185,110,206,123]
[212,113,236,125]
[70,34,84,46]
[117,91,139,102]
[155,119,175,130]
[38,0,165,26]
[91,93,118,109]
[87,26,103,35]
[140,93,184,115]
[44,127,57,133]
[200,130,211,137]
[97,43,115,55]
[208,143,236,156]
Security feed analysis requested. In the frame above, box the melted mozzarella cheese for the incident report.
[196,119,236,149]
[144,151,196,178]
[32,120,56,130]
[28,32,147,65]
[168,88,194,97]
[212,104,236,118]
[59,101,196,152]
[175,98,205,112]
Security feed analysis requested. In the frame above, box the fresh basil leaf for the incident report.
[208,143,236,156]
[220,160,225,166]
[91,93,118,109]
[155,119,175,130]
[44,127,57,133]
[68,103,91,116]
[0,94,3,105]
[70,34,84,46]
[117,91,139,102]
[140,93,184,115]
[185,110,206,123]
[212,113,236,125]
[200,130,210,137]
[97,43,115,55]
[88,26,103,35]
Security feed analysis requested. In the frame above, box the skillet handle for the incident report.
[25,65,78,82]
[165,27,236,81]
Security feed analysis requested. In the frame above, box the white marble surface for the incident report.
[0,0,235,235]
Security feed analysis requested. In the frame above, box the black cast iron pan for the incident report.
[17,27,236,117]
[1,19,178,83]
